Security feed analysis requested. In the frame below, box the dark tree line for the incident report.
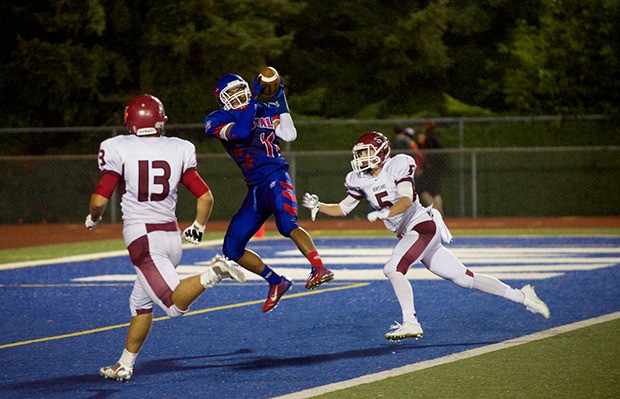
[0,0,618,129]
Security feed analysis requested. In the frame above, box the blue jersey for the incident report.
[204,103,288,186]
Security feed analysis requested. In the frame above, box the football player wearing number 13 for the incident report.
[86,94,246,382]
[204,71,334,313]
[302,132,550,342]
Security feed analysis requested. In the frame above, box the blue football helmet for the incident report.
[214,74,251,110]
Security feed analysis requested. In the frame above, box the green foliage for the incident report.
[504,0,620,114]
[0,0,618,129]
[443,93,494,116]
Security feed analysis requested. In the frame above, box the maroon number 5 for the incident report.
[375,191,394,208]
[138,160,171,202]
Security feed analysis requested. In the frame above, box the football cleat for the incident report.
[100,363,133,382]
[262,276,292,313]
[384,321,424,342]
[305,266,334,290]
[521,284,551,319]
[210,254,246,283]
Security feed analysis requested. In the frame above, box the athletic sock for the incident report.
[306,250,324,268]
[260,265,281,285]
[119,348,137,368]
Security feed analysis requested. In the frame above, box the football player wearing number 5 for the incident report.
[302,132,550,341]
[86,94,246,382]
[204,71,334,313]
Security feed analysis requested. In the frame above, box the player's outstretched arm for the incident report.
[302,193,347,220]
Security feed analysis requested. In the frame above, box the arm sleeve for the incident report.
[228,100,258,140]
[338,195,360,216]
[93,171,121,199]
[396,180,414,200]
[182,168,210,198]
[275,113,297,142]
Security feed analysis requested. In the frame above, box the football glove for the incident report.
[183,220,205,245]
[85,214,102,230]
[272,77,290,114]
[251,77,266,100]
[302,193,320,221]
[367,208,390,222]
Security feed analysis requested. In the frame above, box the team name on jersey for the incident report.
[372,183,387,192]
[253,117,274,129]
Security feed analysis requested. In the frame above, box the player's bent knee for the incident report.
[222,242,243,261]
[276,221,298,238]
[452,275,474,289]
[383,268,404,279]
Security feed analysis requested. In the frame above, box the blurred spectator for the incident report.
[415,121,448,215]
[392,126,415,150]
[392,126,425,176]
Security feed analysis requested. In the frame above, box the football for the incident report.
[257,66,281,97]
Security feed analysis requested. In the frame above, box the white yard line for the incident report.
[272,312,620,399]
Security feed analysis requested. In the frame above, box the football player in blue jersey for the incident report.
[204,72,334,312]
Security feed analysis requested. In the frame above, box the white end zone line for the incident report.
[272,311,620,399]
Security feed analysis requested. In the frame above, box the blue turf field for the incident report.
[1,235,619,398]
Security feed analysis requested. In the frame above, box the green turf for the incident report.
[314,318,620,399]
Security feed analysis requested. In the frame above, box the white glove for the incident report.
[85,214,102,230]
[367,208,390,222]
[302,193,320,221]
[183,220,205,245]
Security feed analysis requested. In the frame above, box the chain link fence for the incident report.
[1,146,618,224]
[1,115,618,223]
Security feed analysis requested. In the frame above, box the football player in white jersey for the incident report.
[85,94,246,382]
[302,131,550,341]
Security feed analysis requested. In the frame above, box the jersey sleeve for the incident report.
[391,154,416,199]
[98,137,123,175]
[344,172,365,200]
[204,110,235,141]
[181,140,198,173]
[391,154,416,185]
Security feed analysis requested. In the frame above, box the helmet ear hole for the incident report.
[124,94,167,136]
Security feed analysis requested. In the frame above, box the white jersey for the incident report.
[98,134,198,225]
[344,154,427,236]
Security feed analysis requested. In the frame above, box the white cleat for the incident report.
[100,363,133,382]
[210,254,246,283]
[384,321,424,342]
[201,255,246,288]
[521,284,551,319]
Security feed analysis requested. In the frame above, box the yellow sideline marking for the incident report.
[0,283,368,350]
